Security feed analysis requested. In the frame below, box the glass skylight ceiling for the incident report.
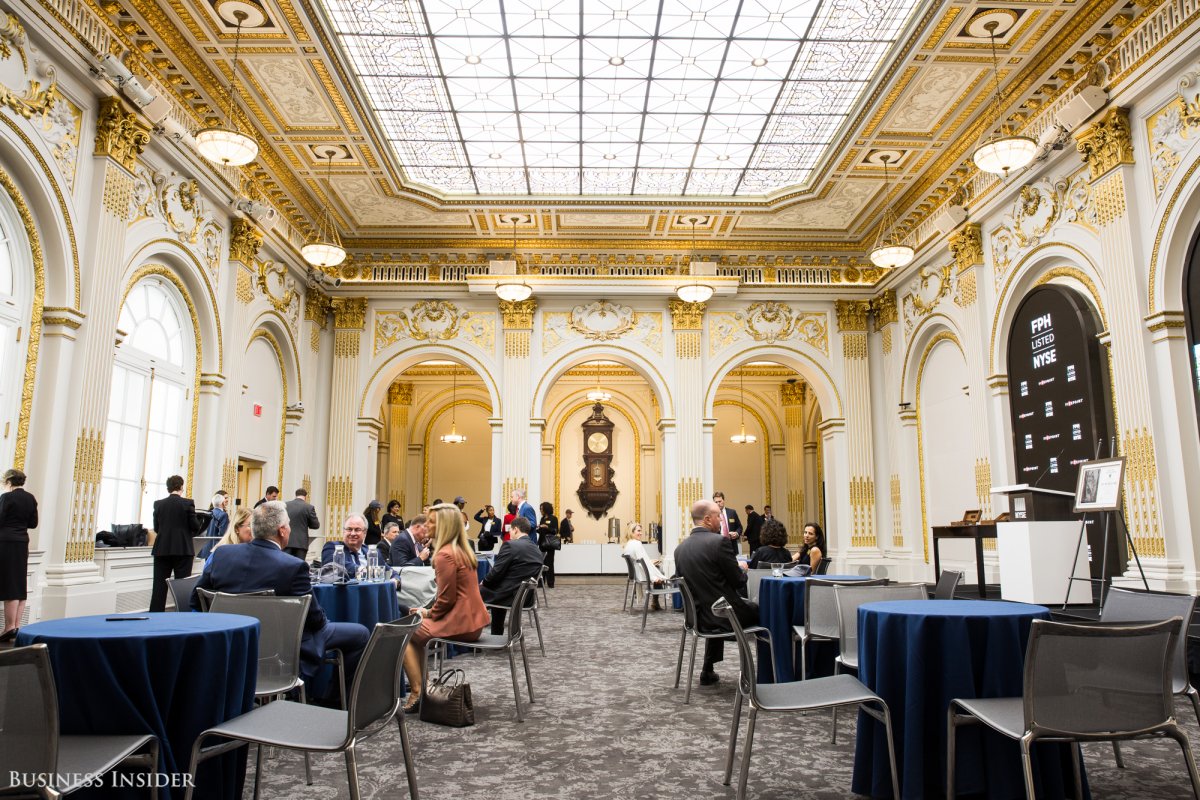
[322,0,923,197]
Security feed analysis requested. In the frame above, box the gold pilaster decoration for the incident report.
[101,163,132,220]
[675,330,701,359]
[843,332,868,360]
[389,382,414,406]
[1075,107,1135,181]
[326,476,353,540]
[501,478,528,505]
[68,429,104,562]
[228,218,263,264]
[780,381,807,407]
[92,97,150,172]
[869,289,897,330]
[305,289,332,326]
[302,475,312,496]
[954,270,978,307]
[667,298,705,330]
[948,223,984,273]
[331,297,368,330]
[235,269,253,304]
[890,474,903,548]
[678,477,704,537]
[310,327,320,353]
[505,330,531,358]
[1121,427,1165,558]
[499,298,537,329]
[334,329,360,359]
[882,327,893,354]
[221,458,237,499]
[788,488,804,543]
[1092,170,1128,226]
[849,476,876,547]
[834,299,870,332]
[974,458,993,518]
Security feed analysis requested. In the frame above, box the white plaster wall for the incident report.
[712,405,768,510]
[425,403,492,510]
[237,337,284,482]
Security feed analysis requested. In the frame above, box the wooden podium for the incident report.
[990,484,1075,521]
[931,523,996,598]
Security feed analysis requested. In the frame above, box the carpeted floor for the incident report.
[252,583,1200,799]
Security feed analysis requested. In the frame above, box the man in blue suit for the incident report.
[192,501,370,690]
[390,514,431,567]
[510,487,539,546]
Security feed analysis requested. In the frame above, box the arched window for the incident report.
[97,276,195,529]
[0,193,29,469]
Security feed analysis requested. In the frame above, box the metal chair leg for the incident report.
[299,685,312,785]
[640,588,652,632]
[1019,736,1038,800]
[507,647,525,722]
[520,637,535,704]
[880,703,900,800]
[674,628,687,688]
[529,607,545,656]
[684,635,699,704]
[1169,726,1200,800]
[623,579,631,610]
[397,692,420,800]
[723,690,743,786]
[736,707,757,800]
[800,637,807,681]
[345,745,360,800]
[1070,742,1083,800]
[253,742,263,800]
[1112,740,1125,768]
[831,660,840,744]
[946,705,958,800]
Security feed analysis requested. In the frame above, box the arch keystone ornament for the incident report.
[567,300,636,341]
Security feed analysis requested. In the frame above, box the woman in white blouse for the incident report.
[623,522,666,583]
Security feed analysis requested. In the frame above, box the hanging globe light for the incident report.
[195,10,258,167]
[301,147,346,268]
[869,153,914,269]
[972,20,1036,177]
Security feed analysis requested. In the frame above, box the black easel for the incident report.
[1062,439,1149,610]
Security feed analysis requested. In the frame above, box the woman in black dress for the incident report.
[363,500,383,546]
[796,521,827,572]
[381,499,404,533]
[0,469,37,641]
[749,518,795,568]
[537,501,559,589]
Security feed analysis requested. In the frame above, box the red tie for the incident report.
[721,511,729,537]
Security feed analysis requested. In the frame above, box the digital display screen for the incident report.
[1008,287,1109,495]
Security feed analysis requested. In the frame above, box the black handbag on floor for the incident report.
[419,668,474,727]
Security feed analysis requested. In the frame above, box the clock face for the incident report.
[587,432,609,453]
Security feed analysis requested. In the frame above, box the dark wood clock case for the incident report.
[577,402,618,519]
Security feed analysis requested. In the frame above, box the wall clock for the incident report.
[577,402,618,519]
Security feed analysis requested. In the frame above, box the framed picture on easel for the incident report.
[1073,457,1125,513]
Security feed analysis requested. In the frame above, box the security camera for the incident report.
[287,401,304,412]
[305,267,342,289]
[235,199,279,232]
[98,53,134,85]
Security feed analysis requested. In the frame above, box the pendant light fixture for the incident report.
[676,216,714,304]
[195,9,259,167]
[440,369,467,445]
[869,153,914,269]
[729,369,758,445]
[495,216,532,302]
[972,20,1037,177]
[586,359,611,403]
[301,147,347,269]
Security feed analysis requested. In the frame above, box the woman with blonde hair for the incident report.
[203,507,252,569]
[623,522,666,583]
[401,503,489,711]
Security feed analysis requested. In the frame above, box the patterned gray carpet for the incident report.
[252,583,1200,799]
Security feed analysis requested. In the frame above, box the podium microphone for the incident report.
[1030,446,1066,489]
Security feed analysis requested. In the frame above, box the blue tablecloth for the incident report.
[17,612,258,800]
[477,556,492,582]
[312,580,400,628]
[757,575,867,682]
[852,600,1085,800]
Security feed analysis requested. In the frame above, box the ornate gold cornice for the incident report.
[667,298,705,330]
[869,289,897,330]
[835,299,871,332]
[331,297,368,330]
[1075,107,1134,181]
[229,218,263,264]
[499,298,537,329]
[93,96,150,172]
[304,288,331,327]
[948,223,983,273]
[388,381,414,405]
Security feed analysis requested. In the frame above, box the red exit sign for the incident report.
[252,403,262,417]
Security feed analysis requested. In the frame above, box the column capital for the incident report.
[331,297,368,329]
[229,218,263,264]
[388,381,414,405]
[667,298,705,330]
[868,289,897,330]
[947,223,983,273]
[780,380,807,406]
[1075,107,1134,181]
[93,97,151,171]
[499,298,537,328]
[305,288,332,327]
[834,299,870,332]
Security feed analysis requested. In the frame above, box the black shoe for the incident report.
[699,670,719,686]
[0,628,18,644]
[402,696,421,714]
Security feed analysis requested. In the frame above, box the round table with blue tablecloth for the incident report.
[312,579,401,628]
[756,574,867,682]
[17,612,258,800]
[477,555,493,582]
[852,599,1086,800]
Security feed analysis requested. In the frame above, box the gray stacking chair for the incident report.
[0,643,160,799]
[539,565,550,608]
[209,593,313,793]
[792,577,887,681]
[814,558,832,575]
[947,618,1200,800]
[673,577,775,704]
[185,615,422,800]
[166,574,201,611]
[933,570,963,600]
[634,558,680,633]
[427,579,536,722]
[485,580,545,657]
[745,568,774,603]
[621,553,639,610]
[1100,587,1200,767]
[714,597,900,800]
[831,582,929,743]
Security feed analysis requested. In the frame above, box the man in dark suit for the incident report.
[673,499,756,686]
[713,491,742,543]
[284,488,320,561]
[253,486,280,509]
[320,515,368,578]
[193,501,370,687]
[480,517,545,635]
[377,520,400,565]
[390,514,431,567]
[744,505,764,552]
[148,475,200,613]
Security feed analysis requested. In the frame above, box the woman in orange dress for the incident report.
[401,502,489,711]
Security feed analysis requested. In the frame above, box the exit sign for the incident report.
[252,403,262,417]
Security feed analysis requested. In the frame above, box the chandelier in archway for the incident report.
[730,369,758,445]
[440,370,466,445]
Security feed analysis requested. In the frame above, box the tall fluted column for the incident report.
[781,380,807,544]
[835,299,879,556]
[304,290,332,523]
[1075,108,1174,583]
[386,382,414,509]
[665,299,706,556]
[869,289,908,558]
[498,299,537,505]
[325,297,367,536]
[44,98,150,617]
